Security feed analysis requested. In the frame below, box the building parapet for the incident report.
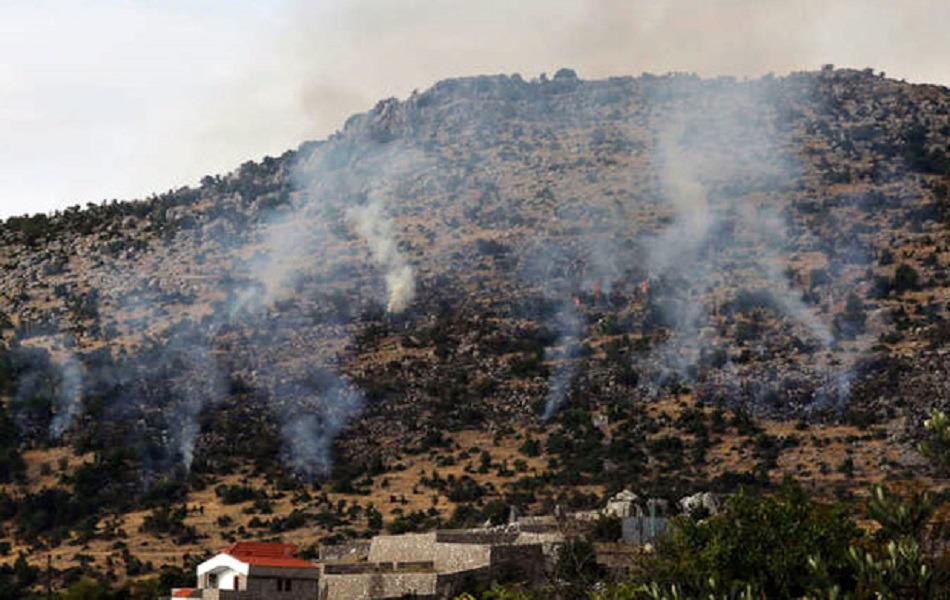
[322,561,435,575]
[319,540,371,562]
[434,530,520,545]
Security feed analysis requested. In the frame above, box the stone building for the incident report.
[318,530,548,599]
[169,542,320,600]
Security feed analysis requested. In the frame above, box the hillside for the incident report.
[0,67,948,590]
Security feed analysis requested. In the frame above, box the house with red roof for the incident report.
[168,542,320,599]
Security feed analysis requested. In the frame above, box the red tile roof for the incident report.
[231,555,320,568]
[221,542,318,569]
[172,589,195,598]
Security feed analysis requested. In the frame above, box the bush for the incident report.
[15,488,86,540]
[892,264,922,294]
[385,510,440,535]
[0,401,25,484]
[140,504,198,543]
[214,484,260,505]
[61,576,112,600]
[919,409,950,476]
[518,438,541,457]
[446,477,486,503]
[835,292,866,338]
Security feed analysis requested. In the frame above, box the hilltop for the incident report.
[0,67,948,590]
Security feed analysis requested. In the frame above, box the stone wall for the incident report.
[368,533,493,574]
[319,540,371,562]
[188,591,251,600]
[594,542,640,574]
[322,562,434,575]
[319,567,502,600]
[490,543,545,584]
[319,571,438,600]
[512,531,566,570]
[245,575,319,599]
[435,530,519,545]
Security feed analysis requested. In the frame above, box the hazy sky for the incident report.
[1,0,947,219]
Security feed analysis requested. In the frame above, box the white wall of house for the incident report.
[210,566,242,590]
[197,554,250,590]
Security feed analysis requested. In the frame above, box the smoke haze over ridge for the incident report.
[2,51,943,477]
[1,0,948,219]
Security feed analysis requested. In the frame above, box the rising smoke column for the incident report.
[641,123,720,380]
[48,350,85,440]
[540,298,582,420]
[521,241,587,420]
[228,208,325,317]
[641,80,851,407]
[752,207,834,348]
[5,337,87,441]
[90,110,524,473]
[272,371,365,478]
[167,343,221,472]
[289,132,423,316]
[107,132,417,476]
[221,256,363,478]
[215,134,424,476]
[348,195,415,313]
[87,268,230,474]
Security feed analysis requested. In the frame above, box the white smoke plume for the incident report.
[521,241,588,420]
[753,207,835,347]
[642,120,721,375]
[213,139,424,476]
[276,376,365,478]
[348,198,415,313]
[541,299,583,420]
[647,82,832,378]
[167,341,221,472]
[4,335,86,441]
[641,80,852,406]
[233,211,323,316]
[48,351,85,440]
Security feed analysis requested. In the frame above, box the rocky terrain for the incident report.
[0,66,948,590]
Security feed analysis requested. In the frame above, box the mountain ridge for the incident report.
[0,66,948,588]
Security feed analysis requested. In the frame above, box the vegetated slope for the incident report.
[0,67,948,582]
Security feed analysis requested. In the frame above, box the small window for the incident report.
[277,578,293,592]
[207,573,217,589]
[285,579,292,592]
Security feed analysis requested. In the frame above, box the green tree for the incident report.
[126,577,163,600]
[642,481,861,598]
[61,576,112,600]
